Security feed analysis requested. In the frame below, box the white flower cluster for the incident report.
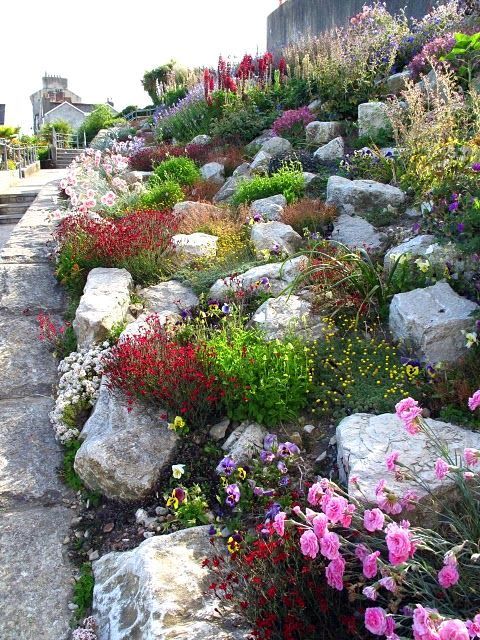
[71,616,98,640]
[50,342,110,443]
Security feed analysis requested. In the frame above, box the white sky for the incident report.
[1,0,276,134]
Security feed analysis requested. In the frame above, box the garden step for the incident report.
[0,213,23,224]
[0,203,29,215]
[0,192,37,205]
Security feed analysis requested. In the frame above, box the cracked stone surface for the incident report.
[250,294,326,341]
[0,172,74,640]
[218,422,267,472]
[337,412,480,519]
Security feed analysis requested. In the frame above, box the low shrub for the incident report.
[271,106,314,143]
[129,145,185,171]
[56,209,178,296]
[268,150,324,176]
[281,198,337,236]
[342,148,398,185]
[183,179,220,203]
[211,102,276,144]
[102,314,223,427]
[150,156,200,187]
[77,105,119,144]
[138,180,185,210]
[232,165,305,206]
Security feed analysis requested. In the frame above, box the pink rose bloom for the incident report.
[363,551,381,579]
[307,482,324,506]
[365,607,388,635]
[413,605,439,640]
[439,620,470,640]
[438,564,459,589]
[313,513,328,540]
[325,555,345,591]
[379,576,397,593]
[320,530,340,560]
[464,448,479,467]
[324,495,348,524]
[435,459,450,480]
[273,511,286,537]
[468,390,480,412]
[299,529,319,559]
[385,522,415,565]
[364,508,385,532]
[363,585,378,600]
[386,451,400,472]
[395,397,423,433]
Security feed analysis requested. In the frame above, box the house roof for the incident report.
[43,101,87,117]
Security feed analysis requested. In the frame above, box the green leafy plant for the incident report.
[72,563,94,621]
[232,164,305,206]
[211,102,276,143]
[150,156,200,187]
[442,31,480,88]
[77,105,118,143]
[139,180,185,210]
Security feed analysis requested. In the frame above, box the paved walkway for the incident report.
[0,170,75,639]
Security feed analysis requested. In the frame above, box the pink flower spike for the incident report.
[386,451,400,472]
[435,458,450,481]
[468,390,480,412]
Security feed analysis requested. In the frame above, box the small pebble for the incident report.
[315,451,327,463]
[88,550,100,561]
[103,522,115,533]
[155,507,168,516]
[143,531,155,539]
[68,603,79,611]
[303,424,315,434]
[63,536,70,544]
[329,435,337,446]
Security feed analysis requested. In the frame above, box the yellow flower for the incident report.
[166,491,179,510]
[168,416,186,432]
[227,536,240,553]
[237,467,247,480]
[415,258,430,273]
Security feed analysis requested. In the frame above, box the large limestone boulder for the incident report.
[173,201,222,218]
[337,412,480,519]
[209,255,308,301]
[217,422,267,473]
[250,194,287,221]
[385,70,412,94]
[232,162,252,178]
[200,162,225,184]
[384,235,457,272]
[213,175,248,203]
[330,214,387,253]
[73,268,132,349]
[245,130,275,155]
[326,176,406,217]
[74,379,178,501]
[251,222,302,257]
[261,136,292,156]
[93,526,249,640]
[140,280,199,323]
[189,134,212,146]
[357,102,391,138]
[306,121,344,145]
[389,282,479,363]
[172,233,218,262]
[250,294,325,341]
[313,136,344,161]
[250,149,273,173]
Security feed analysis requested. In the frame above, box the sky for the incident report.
[1,0,277,134]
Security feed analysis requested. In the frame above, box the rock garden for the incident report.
[34,3,480,638]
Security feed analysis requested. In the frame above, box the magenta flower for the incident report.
[464,448,479,467]
[435,458,450,480]
[312,513,328,540]
[468,389,480,412]
[386,451,400,472]
[364,508,385,532]
[323,495,348,524]
[325,555,345,591]
[364,607,388,636]
[320,530,341,560]
[438,619,470,640]
[363,551,381,579]
[307,481,324,506]
[272,511,286,537]
[272,106,314,137]
[472,163,480,172]
[378,576,397,593]
[363,586,378,601]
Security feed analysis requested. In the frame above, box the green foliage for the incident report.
[62,439,84,492]
[150,156,200,187]
[0,125,20,138]
[142,60,189,104]
[37,147,50,162]
[232,165,305,206]
[342,147,398,185]
[167,484,211,528]
[442,31,480,88]
[55,324,78,359]
[353,126,394,150]
[72,563,94,621]
[77,105,118,143]
[158,99,213,143]
[364,205,400,227]
[139,179,184,210]
[117,104,138,118]
[164,86,187,106]
[211,102,276,143]
[39,119,73,142]
[206,324,313,426]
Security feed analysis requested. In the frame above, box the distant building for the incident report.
[0,104,5,125]
[30,74,117,133]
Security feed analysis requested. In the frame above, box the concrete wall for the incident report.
[43,103,86,130]
[267,0,436,52]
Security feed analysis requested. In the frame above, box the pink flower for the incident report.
[364,508,385,532]
[385,522,415,565]
[307,482,324,506]
[100,191,116,207]
[365,607,388,635]
[379,576,397,593]
[412,605,439,640]
[439,620,470,640]
[363,551,381,579]
[273,511,286,537]
[464,471,475,480]
[312,513,328,540]
[324,495,348,524]
[386,451,400,472]
[468,390,480,412]
[464,448,479,467]
[363,585,378,600]
[350,474,360,485]
[341,503,356,527]
[466,615,480,638]
[438,564,460,589]
[320,531,340,560]
[325,555,345,591]
[395,397,423,434]
[299,529,319,559]
[355,543,369,562]
[435,459,450,480]
[305,508,318,524]
[376,480,403,515]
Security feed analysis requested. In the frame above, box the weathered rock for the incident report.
[303,172,317,184]
[389,282,479,363]
[232,162,252,178]
[200,162,225,184]
[384,235,457,272]
[219,422,267,471]
[313,136,344,161]
[93,526,249,640]
[251,222,302,257]
[385,70,412,94]
[190,134,212,146]
[358,102,391,138]
[209,255,308,301]
[73,268,133,349]
[308,98,322,113]
[337,412,480,519]
[0,263,65,312]
[326,175,406,217]
[330,214,387,252]
[140,280,199,323]
[245,130,275,155]
[250,194,287,221]
[172,232,218,262]
[74,380,178,501]
[209,417,230,441]
[250,295,326,340]
[306,121,344,145]
[124,170,152,185]
[213,175,248,203]
[250,149,273,173]
[173,200,222,218]
[261,136,292,156]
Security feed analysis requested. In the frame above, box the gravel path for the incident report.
[0,171,75,639]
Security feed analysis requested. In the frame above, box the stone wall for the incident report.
[267,0,436,53]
